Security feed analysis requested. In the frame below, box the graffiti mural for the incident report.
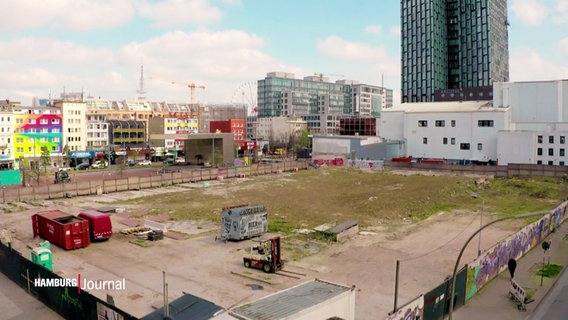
[346,159,385,170]
[465,201,568,300]
[385,295,424,320]
[312,158,344,167]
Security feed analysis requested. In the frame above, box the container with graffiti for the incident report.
[219,204,268,241]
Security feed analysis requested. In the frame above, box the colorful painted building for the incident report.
[12,106,63,167]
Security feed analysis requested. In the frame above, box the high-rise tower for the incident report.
[401,0,509,103]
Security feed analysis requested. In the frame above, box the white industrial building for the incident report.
[494,79,568,165]
[379,101,511,164]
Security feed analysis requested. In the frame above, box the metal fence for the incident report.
[1,161,309,203]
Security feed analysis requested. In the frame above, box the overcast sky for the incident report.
[0,0,567,107]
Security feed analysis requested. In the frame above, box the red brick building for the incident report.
[210,119,246,145]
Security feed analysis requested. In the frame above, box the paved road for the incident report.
[529,266,568,320]
[0,272,62,320]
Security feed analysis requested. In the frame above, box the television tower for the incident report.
[137,65,147,101]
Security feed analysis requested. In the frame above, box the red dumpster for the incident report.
[32,210,91,250]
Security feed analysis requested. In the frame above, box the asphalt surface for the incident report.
[0,272,62,320]
[455,220,568,320]
[529,261,568,320]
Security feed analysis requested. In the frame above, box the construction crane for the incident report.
[152,77,206,104]
[314,72,345,81]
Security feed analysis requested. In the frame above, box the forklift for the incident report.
[243,236,283,273]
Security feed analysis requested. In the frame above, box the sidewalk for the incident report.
[455,221,568,320]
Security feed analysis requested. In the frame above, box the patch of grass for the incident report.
[268,219,296,234]
[113,168,566,230]
[536,264,563,278]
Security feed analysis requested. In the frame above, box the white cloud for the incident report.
[136,0,223,28]
[316,36,400,105]
[0,29,300,104]
[559,38,568,55]
[317,36,388,60]
[0,0,134,31]
[0,38,115,65]
[509,48,568,81]
[511,0,549,25]
[553,0,568,24]
[365,25,382,35]
[389,26,401,36]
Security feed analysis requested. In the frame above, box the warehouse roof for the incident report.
[385,101,504,113]
[230,279,354,320]
[142,293,223,320]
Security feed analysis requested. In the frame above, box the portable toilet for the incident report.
[31,240,53,271]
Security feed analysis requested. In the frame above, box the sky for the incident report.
[0,0,567,108]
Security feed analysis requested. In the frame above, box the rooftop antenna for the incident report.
[137,65,147,101]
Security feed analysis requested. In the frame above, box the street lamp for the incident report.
[447,211,549,320]
[471,194,484,257]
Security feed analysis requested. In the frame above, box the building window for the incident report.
[435,120,445,127]
[451,138,455,145]
[451,120,456,127]
[537,148,543,156]
[537,160,542,164]
[549,136,554,144]
[423,137,428,144]
[548,161,554,165]
[537,135,543,143]
[478,120,494,127]
[549,148,554,156]
[443,137,448,145]
[418,120,428,127]
[477,143,482,151]
[460,143,470,150]
[560,136,565,144]
[560,161,565,166]
[560,149,565,157]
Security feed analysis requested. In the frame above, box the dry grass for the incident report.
[118,167,567,233]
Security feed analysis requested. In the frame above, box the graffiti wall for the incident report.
[465,201,568,300]
[385,295,424,320]
[312,158,345,167]
[346,159,384,170]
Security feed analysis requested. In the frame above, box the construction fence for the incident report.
[384,200,568,320]
[0,241,137,320]
[0,161,309,203]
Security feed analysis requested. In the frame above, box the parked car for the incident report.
[127,160,138,167]
[138,160,152,166]
[91,160,107,169]
[164,158,175,165]
[175,157,185,164]
[75,163,90,170]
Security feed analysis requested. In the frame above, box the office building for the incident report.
[401,0,509,103]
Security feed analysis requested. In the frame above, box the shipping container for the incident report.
[78,210,113,241]
[220,205,268,241]
[32,210,91,250]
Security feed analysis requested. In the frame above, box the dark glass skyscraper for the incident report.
[401,0,509,103]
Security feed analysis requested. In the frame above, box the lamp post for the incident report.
[447,211,549,320]
[471,194,484,257]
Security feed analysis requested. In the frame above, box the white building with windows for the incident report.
[379,101,511,163]
[0,104,13,166]
[54,101,87,152]
[494,79,568,165]
[85,113,109,149]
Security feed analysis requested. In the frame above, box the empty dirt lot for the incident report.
[1,168,565,319]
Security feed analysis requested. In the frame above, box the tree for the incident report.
[40,146,51,173]
[63,144,71,167]
[298,130,311,148]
